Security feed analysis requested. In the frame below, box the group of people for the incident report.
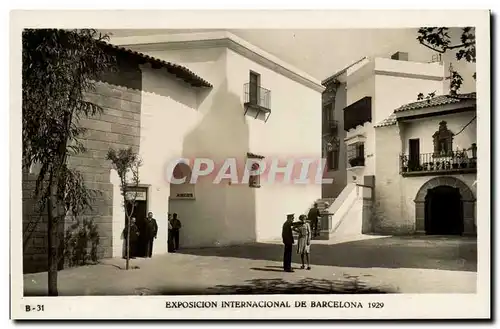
[122,211,158,259]
[122,212,183,258]
[281,203,322,272]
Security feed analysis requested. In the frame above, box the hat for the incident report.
[287,213,294,218]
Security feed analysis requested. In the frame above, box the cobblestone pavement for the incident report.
[24,235,477,296]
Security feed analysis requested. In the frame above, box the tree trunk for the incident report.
[47,183,58,296]
[126,214,130,270]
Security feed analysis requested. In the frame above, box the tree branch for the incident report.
[419,42,446,53]
[419,41,475,54]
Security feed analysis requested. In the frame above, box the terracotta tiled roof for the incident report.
[375,92,476,128]
[374,113,397,128]
[32,29,212,88]
[100,41,212,88]
[394,92,476,113]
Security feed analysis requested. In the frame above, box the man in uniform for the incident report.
[282,213,295,272]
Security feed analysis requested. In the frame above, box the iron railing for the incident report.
[400,150,477,174]
[244,83,271,110]
[348,156,365,167]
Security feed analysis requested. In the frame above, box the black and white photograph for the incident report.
[10,9,490,320]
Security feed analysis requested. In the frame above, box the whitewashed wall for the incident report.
[225,48,322,242]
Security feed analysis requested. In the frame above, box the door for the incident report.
[425,186,463,235]
[408,139,420,171]
[249,71,260,104]
[124,188,148,257]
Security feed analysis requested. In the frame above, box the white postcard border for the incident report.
[10,9,491,320]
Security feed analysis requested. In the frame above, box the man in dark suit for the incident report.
[145,212,158,258]
[282,213,295,272]
[171,213,182,251]
[308,203,321,237]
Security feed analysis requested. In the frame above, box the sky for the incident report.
[103,28,476,93]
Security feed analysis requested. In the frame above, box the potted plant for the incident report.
[428,161,434,170]
[456,149,468,168]
[435,161,441,170]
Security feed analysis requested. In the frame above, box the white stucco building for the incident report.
[322,52,477,237]
[106,31,324,256]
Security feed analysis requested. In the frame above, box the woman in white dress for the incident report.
[294,215,312,270]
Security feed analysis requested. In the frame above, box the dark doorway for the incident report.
[249,71,260,104]
[424,185,463,235]
[408,139,420,171]
[125,189,148,257]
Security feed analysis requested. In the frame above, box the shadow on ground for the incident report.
[177,236,477,272]
[155,274,397,295]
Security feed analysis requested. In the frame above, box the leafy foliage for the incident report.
[416,27,475,97]
[106,147,142,270]
[63,218,100,267]
[417,90,437,103]
[22,29,116,295]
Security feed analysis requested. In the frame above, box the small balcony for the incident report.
[347,142,365,170]
[244,83,271,122]
[400,150,477,177]
[348,156,365,168]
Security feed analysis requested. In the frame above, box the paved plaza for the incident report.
[23,235,477,296]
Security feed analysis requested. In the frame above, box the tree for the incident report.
[106,148,142,270]
[416,27,475,99]
[22,29,115,295]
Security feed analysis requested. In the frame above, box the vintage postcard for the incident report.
[10,9,491,320]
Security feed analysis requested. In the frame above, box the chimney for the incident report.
[390,51,409,61]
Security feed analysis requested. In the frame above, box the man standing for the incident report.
[145,212,158,258]
[171,213,182,251]
[282,214,295,272]
[122,217,140,259]
[307,203,321,237]
[167,213,174,252]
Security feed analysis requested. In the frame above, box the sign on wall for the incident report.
[125,191,147,201]
[176,193,194,198]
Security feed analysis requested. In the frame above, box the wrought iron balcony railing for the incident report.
[244,83,271,110]
[400,150,477,176]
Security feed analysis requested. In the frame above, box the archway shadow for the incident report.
[176,235,477,272]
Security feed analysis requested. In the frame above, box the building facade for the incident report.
[323,52,477,237]
[320,57,367,199]
[22,32,325,272]
[374,94,477,235]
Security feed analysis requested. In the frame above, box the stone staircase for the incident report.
[293,198,336,240]
[317,198,335,214]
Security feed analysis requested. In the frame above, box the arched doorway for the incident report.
[424,185,463,235]
[414,176,476,236]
